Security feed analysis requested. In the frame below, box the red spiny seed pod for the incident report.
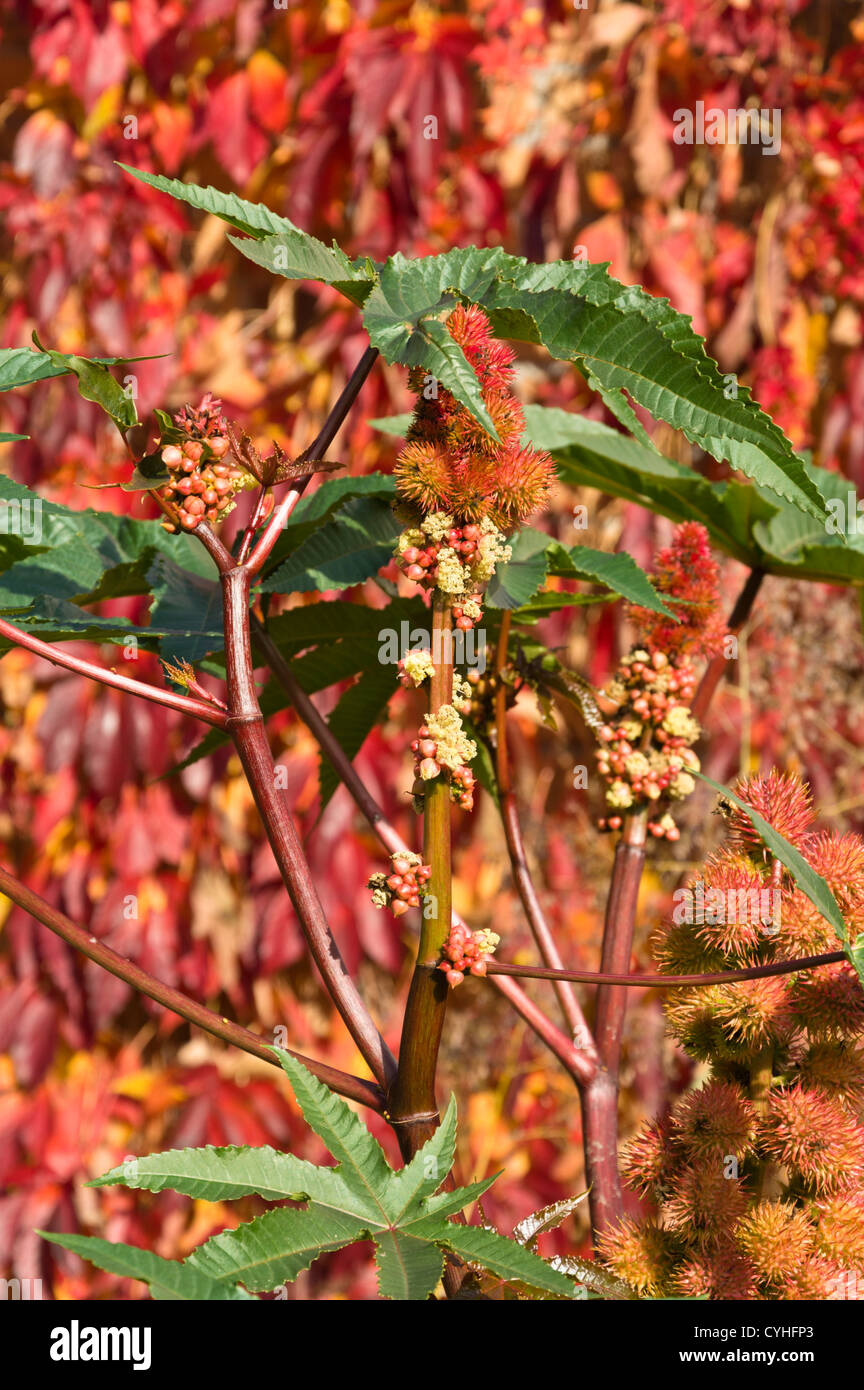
[601,773,864,1300]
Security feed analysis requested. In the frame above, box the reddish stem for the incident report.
[582,815,647,1241]
[246,347,379,577]
[0,616,228,729]
[221,566,396,1089]
[0,865,385,1112]
[494,612,597,1067]
[485,949,846,987]
[237,485,271,566]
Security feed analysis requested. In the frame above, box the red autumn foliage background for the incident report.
[1,0,864,1298]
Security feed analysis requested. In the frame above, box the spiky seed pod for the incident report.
[670,1081,757,1162]
[662,1160,749,1250]
[760,1084,864,1193]
[670,1241,758,1301]
[724,770,814,851]
[394,304,554,530]
[774,1254,842,1301]
[664,985,757,1064]
[788,963,864,1039]
[620,1118,676,1197]
[603,772,864,1300]
[774,885,840,956]
[802,830,864,907]
[811,1192,864,1272]
[393,440,456,517]
[735,1201,816,1285]
[710,976,793,1051]
[693,851,774,960]
[651,920,727,976]
[597,1220,677,1298]
[796,1041,864,1103]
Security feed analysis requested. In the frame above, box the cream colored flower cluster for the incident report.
[395,513,511,600]
[597,649,701,840]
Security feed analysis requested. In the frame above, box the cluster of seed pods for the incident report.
[367,853,432,917]
[158,436,252,532]
[398,522,482,600]
[438,924,501,987]
[596,649,701,840]
[450,597,483,632]
[411,724,476,810]
[449,765,475,809]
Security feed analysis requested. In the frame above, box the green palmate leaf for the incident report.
[317,660,399,812]
[524,406,864,585]
[549,543,672,615]
[118,164,305,239]
[361,248,509,440]
[228,229,373,306]
[188,1205,371,1291]
[0,473,220,653]
[270,1049,394,1216]
[486,527,550,609]
[89,1144,358,1208]
[37,1232,252,1301]
[0,347,73,390]
[366,250,828,518]
[379,1096,460,1223]
[44,352,138,432]
[409,1219,577,1299]
[476,265,828,521]
[486,527,669,616]
[146,554,224,664]
[373,1231,445,1301]
[259,472,396,579]
[527,405,774,565]
[67,1053,583,1301]
[693,772,847,942]
[260,495,401,594]
[0,344,158,436]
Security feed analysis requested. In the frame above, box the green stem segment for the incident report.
[388,595,454,1157]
